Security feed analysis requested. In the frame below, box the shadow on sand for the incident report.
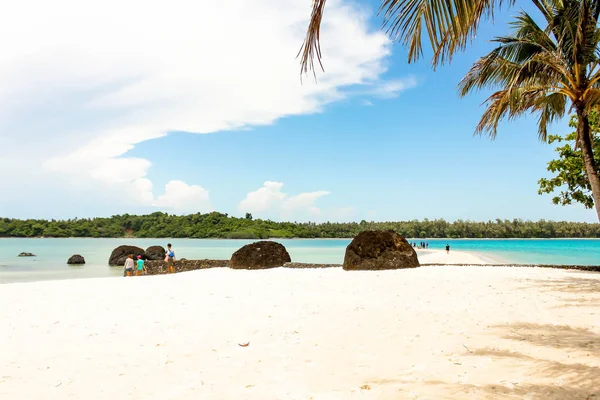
[519,274,600,308]
[367,324,600,399]
[365,274,600,398]
[446,323,598,399]
[520,275,600,294]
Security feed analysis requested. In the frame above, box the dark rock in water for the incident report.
[18,252,35,257]
[145,246,166,261]
[108,245,145,266]
[67,254,86,264]
[229,241,291,270]
[343,230,419,271]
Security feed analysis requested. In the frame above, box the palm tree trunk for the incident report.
[576,109,600,221]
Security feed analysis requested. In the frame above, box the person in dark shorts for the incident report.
[165,243,176,273]
[124,254,134,277]
[445,244,450,254]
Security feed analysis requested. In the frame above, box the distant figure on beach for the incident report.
[136,255,146,276]
[165,243,176,273]
[426,243,429,249]
[124,254,134,277]
[445,244,450,254]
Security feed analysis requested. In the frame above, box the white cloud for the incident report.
[239,181,329,218]
[0,0,411,215]
[281,191,331,218]
[368,77,418,99]
[238,181,355,221]
[238,181,288,213]
[153,180,212,214]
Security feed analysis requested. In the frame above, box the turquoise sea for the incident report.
[0,238,599,284]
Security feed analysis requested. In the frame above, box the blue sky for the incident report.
[0,0,594,222]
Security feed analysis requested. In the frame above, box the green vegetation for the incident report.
[539,111,600,209]
[1,212,599,238]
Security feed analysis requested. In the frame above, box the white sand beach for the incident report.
[1,265,599,399]
[416,249,499,264]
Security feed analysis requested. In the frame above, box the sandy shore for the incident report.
[416,248,500,264]
[1,266,599,399]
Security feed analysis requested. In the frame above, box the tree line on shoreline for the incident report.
[1,212,599,239]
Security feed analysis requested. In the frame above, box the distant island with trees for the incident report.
[1,212,599,239]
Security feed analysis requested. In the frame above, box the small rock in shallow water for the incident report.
[18,252,35,257]
[67,254,85,265]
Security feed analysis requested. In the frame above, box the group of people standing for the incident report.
[124,254,146,276]
[409,241,451,254]
[124,243,176,277]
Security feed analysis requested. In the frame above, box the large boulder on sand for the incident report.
[145,246,166,261]
[67,254,85,264]
[108,245,145,266]
[343,230,419,270]
[229,241,291,270]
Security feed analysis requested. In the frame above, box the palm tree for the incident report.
[459,0,600,220]
[300,0,600,221]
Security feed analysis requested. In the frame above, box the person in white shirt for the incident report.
[124,254,135,277]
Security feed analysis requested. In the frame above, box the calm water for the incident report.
[1,238,599,284]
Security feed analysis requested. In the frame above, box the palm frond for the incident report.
[380,0,505,65]
[462,0,600,140]
[533,92,567,140]
[458,48,519,95]
[583,88,600,110]
[474,87,545,137]
[299,0,508,73]
[530,0,555,24]
[299,0,326,76]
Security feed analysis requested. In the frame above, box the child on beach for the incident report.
[165,243,176,273]
[124,254,135,277]
[136,255,146,276]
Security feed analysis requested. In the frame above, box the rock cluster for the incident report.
[108,232,420,274]
[18,252,35,257]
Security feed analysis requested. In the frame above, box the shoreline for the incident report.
[2,240,599,285]
[3,257,600,287]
